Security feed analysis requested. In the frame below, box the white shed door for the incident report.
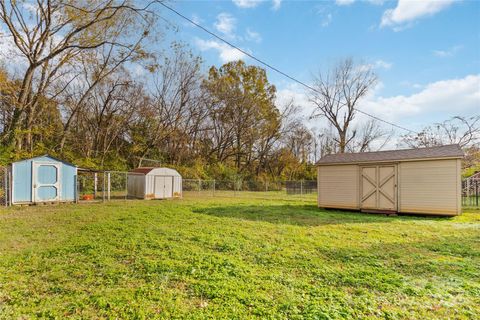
[154,176,165,198]
[163,177,173,198]
[154,176,173,199]
[361,165,396,211]
[32,162,61,202]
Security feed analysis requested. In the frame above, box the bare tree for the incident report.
[312,126,339,161]
[400,115,480,148]
[0,0,159,149]
[348,119,393,153]
[131,43,206,167]
[310,58,378,153]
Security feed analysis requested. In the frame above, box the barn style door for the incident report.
[32,162,61,202]
[360,165,397,211]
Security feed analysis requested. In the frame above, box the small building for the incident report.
[127,167,182,199]
[10,155,77,204]
[316,145,464,216]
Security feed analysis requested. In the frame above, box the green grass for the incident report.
[0,198,479,319]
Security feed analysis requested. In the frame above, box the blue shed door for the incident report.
[32,162,61,202]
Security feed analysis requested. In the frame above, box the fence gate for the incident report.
[361,165,397,211]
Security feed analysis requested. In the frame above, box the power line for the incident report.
[159,2,418,135]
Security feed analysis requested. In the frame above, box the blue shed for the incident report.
[10,155,77,204]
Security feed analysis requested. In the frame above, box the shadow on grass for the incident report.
[193,204,444,226]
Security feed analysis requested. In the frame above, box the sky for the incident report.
[0,0,478,140]
[160,0,480,135]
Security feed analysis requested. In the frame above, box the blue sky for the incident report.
[0,0,478,136]
[161,0,480,133]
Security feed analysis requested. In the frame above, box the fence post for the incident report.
[467,178,471,206]
[103,172,106,202]
[125,172,128,200]
[4,167,7,207]
[213,179,216,197]
[75,175,79,203]
[234,180,237,197]
[94,172,97,199]
[475,181,478,207]
[265,180,268,195]
[107,172,111,201]
[300,180,303,196]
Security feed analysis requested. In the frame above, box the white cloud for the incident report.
[368,0,386,4]
[272,0,282,10]
[232,0,262,8]
[233,0,282,10]
[277,75,480,136]
[360,75,480,127]
[335,0,355,5]
[381,0,456,29]
[335,0,385,5]
[195,38,246,63]
[214,13,236,36]
[433,45,463,57]
[321,13,333,27]
[245,28,262,43]
[316,5,334,28]
[191,14,202,25]
[358,60,393,72]
[374,59,393,70]
[400,81,424,89]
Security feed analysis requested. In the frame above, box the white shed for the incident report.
[127,167,182,199]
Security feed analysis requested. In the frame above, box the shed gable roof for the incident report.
[129,167,181,176]
[12,154,77,167]
[317,144,464,165]
[130,167,155,174]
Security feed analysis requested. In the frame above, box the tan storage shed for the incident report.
[127,167,182,199]
[316,145,464,216]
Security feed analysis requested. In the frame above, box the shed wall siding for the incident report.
[318,165,358,209]
[145,175,155,198]
[399,159,459,215]
[13,161,32,203]
[61,164,77,201]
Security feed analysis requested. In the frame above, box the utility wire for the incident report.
[159,2,418,135]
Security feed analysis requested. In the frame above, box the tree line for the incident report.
[1,1,479,180]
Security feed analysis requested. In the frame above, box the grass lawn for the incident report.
[0,198,479,319]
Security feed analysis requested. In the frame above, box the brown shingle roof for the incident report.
[130,167,155,174]
[316,144,464,165]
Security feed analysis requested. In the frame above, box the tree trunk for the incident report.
[5,66,35,148]
[338,131,346,153]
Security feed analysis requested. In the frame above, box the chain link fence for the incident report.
[77,171,130,201]
[182,179,317,201]
[462,178,480,208]
[77,171,106,201]
[0,166,10,207]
